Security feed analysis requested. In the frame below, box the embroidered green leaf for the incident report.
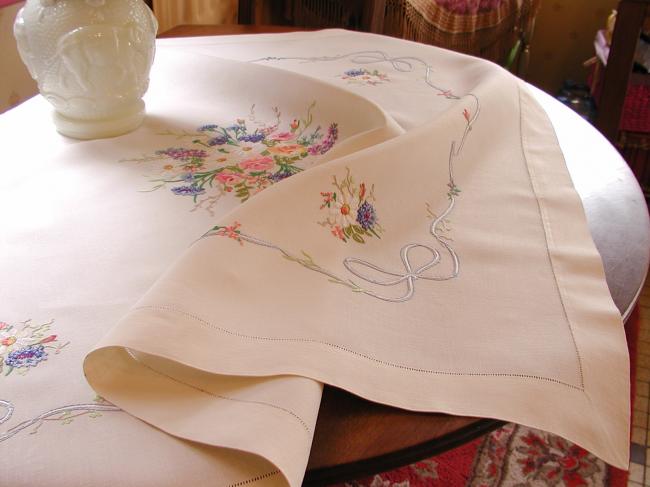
[234,182,252,202]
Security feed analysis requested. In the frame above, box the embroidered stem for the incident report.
[0,399,121,442]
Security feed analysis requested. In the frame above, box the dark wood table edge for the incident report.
[157,24,316,38]
[303,419,506,486]
[624,266,649,322]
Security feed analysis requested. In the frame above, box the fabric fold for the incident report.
[85,347,321,487]
[85,59,629,482]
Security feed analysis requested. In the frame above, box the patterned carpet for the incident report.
[334,423,627,486]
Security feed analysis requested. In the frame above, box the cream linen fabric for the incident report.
[0,43,400,486]
[2,29,628,487]
[87,30,628,482]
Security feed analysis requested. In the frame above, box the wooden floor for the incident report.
[629,274,650,485]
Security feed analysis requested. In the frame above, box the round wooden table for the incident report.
[161,24,650,486]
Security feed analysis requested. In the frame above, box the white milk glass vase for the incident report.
[14,0,158,139]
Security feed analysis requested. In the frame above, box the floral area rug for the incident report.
[334,423,627,487]
[334,307,639,487]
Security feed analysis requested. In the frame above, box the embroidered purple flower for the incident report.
[341,68,389,86]
[238,133,265,143]
[308,123,339,156]
[198,124,220,132]
[132,103,339,209]
[318,169,383,244]
[356,200,377,230]
[344,68,366,77]
[5,344,47,368]
[207,135,229,146]
[156,148,208,161]
[269,169,295,182]
[171,185,205,196]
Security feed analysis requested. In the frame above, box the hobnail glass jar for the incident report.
[14,0,158,139]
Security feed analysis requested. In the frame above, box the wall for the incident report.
[0,1,37,113]
[526,0,618,93]
[153,0,238,34]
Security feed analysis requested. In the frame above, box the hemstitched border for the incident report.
[134,304,585,391]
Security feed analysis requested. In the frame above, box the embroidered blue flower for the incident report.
[171,185,205,196]
[356,200,377,230]
[208,135,229,146]
[181,173,195,182]
[344,68,366,77]
[238,133,265,143]
[198,124,220,132]
[269,169,295,182]
[155,148,208,161]
[5,344,47,369]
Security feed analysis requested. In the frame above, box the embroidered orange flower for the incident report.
[331,225,346,241]
[213,222,243,245]
[320,191,334,209]
[268,144,304,156]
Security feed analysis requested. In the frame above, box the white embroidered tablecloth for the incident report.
[1,29,629,487]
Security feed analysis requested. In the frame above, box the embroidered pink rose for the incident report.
[271,132,294,142]
[239,156,274,172]
[135,103,340,207]
[215,171,242,185]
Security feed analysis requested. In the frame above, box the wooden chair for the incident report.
[237,0,539,76]
[594,0,649,144]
